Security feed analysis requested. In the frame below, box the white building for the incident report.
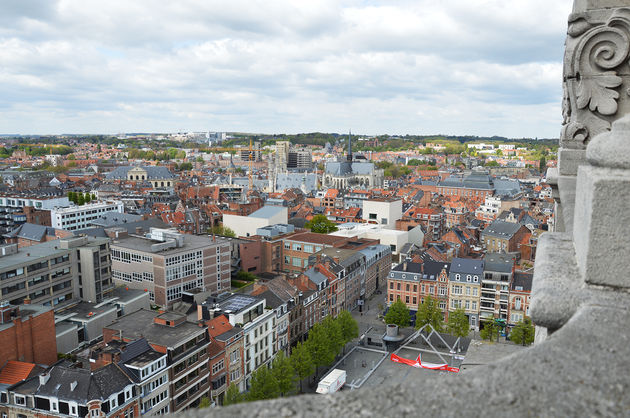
[222,206,288,238]
[51,200,124,231]
[331,222,424,257]
[0,194,69,210]
[362,198,403,230]
[475,195,502,222]
[200,293,277,390]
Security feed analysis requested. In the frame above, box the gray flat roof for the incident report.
[0,240,70,269]
[111,234,224,254]
[105,309,206,349]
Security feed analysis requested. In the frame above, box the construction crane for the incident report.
[206,139,255,191]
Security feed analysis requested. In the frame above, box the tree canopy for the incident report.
[415,296,443,331]
[270,351,297,396]
[385,299,410,328]
[510,317,535,346]
[305,214,338,233]
[446,308,470,338]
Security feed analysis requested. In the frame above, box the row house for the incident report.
[310,248,366,313]
[481,219,530,253]
[198,293,276,390]
[286,275,321,346]
[204,315,244,406]
[303,262,343,319]
[357,244,392,302]
[251,279,294,355]
[398,206,445,241]
[387,261,450,315]
[448,258,484,330]
[90,338,170,415]
[509,272,533,325]
[481,253,515,321]
[443,198,469,229]
[281,232,347,275]
[2,362,139,418]
[103,309,210,413]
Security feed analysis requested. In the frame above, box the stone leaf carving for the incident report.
[576,72,623,115]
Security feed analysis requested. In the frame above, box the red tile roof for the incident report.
[0,361,36,385]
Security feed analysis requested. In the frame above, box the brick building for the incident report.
[0,302,57,365]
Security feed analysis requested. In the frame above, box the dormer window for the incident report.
[455,274,461,281]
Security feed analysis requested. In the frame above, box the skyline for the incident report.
[1,0,573,137]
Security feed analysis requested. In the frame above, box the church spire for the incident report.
[347,130,353,162]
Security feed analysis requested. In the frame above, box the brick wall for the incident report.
[0,309,57,365]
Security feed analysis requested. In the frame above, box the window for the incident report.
[390,282,394,289]
[230,369,241,381]
[455,274,461,281]
[389,294,393,302]
[14,395,26,405]
[212,360,225,374]
[473,288,478,296]
[405,296,409,303]
[397,283,401,290]
[412,297,417,305]
[406,284,410,291]
[466,275,471,282]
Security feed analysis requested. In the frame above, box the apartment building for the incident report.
[312,248,366,312]
[282,232,346,275]
[110,228,231,307]
[358,244,392,300]
[199,293,276,390]
[2,362,139,418]
[509,272,533,325]
[481,253,515,321]
[0,235,112,308]
[51,200,124,231]
[448,258,484,330]
[387,260,450,313]
[103,309,210,412]
[204,315,244,405]
[90,338,170,416]
[0,192,69,235]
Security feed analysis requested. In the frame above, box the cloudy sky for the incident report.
[1,0,573,137]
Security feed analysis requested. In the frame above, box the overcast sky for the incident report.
[0,0,573,137]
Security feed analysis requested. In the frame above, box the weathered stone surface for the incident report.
[573,165,630,288]
[573,0,630,12]
[587,114,630,168]
[558,149,586,176]
[530,233,582,330]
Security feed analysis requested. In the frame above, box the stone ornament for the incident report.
[561,7,630,150]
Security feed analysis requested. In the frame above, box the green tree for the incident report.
[510,317,535,346]
[247,366,280,401]
[196,156,204,163]
[290,342,315,393]
[97,144,102,153]
[306,323,337,376]
[271,351,297,396]
[76,193,85,206]
[415,296,443,331]
[480,319,499,341]
[322,315,344,358]
[446,308,470,338]
[223,382,244,406]
[385,299,410,328]
[91,193,96,201]
[198,397,211,409]
[305,214,338,233]
[84,192,91,203]
[67,154,76,160]
[337,310,359,346]
[484,160,500,167]
[539,156,547,172]
[208,225,236,237]
[67,191,76,204]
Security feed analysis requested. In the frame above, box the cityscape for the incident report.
[1,1,629,417]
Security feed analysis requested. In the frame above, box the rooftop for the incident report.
[104,309,206,349]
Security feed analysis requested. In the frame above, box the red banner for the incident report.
[390,353,459,373]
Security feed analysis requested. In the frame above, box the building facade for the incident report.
[51,201,124,231]
[110,228,230,307]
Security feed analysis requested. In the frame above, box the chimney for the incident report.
[23,297,31,305]
[39,373,50,386]
[403,262,408,271]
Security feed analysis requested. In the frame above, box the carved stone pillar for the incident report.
[533,0,630,337]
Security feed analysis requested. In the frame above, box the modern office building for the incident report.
[51,201,124,231]
[0,235,112,308]
[110,228,231,306]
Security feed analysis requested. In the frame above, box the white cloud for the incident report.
[0,0,573,137]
